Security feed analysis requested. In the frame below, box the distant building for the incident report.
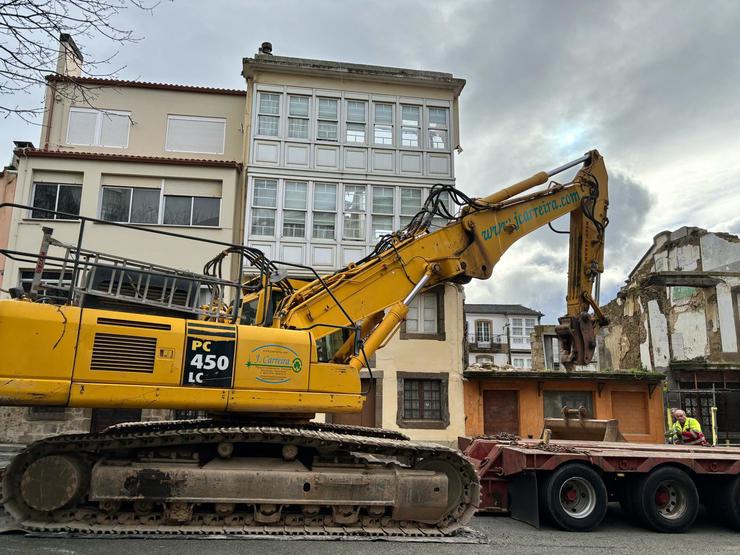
[600,226,740,444]
[464,303,542,368]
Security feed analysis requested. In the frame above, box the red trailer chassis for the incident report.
[460,436,740,533]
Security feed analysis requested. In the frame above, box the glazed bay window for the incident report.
[371,186,394,242]
[343,185,366,240]
[397,372,450,429]
[317,98,338,140]
[101,187,159,224]
[67,107,130,148]
[287,96,309,139]
[163,196,220,226]
[400,187,423,228]
[346,100,366,143]
[525,318,536,336]
[401,105,420,147]
[313,182,337,239]
[257,92,280,136]
[282,180,307,238]
[31,182,81,219]
[166,116,226,155]
[251,178,278,236]
[428,107,449,150]
[373,103,394,145]
[512,318,523,337]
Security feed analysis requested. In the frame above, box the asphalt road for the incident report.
[0,505,737,555]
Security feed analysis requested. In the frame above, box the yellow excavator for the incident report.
[0,150,609,537]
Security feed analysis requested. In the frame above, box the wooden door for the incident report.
[90,408,142,433]
[483,390,519,435]
[331,379,376,427]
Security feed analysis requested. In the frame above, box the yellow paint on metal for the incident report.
[0,378,71,405]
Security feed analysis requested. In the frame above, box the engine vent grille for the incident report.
[91,333,157,373]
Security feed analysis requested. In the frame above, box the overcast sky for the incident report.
[2,0,740,323]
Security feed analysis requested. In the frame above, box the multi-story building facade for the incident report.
[464,303,542,368]
[0,38,468,446]
[240,46,467,446]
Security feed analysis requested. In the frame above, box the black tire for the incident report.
[542,464,608,532]
[709,475,740,531]
[633,467,699,533]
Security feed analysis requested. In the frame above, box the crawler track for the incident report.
[2,420,480,537]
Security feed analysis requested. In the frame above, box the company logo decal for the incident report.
[247,344,303,384]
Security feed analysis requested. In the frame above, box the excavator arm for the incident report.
[274,150,609,369]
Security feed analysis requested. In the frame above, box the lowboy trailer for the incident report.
[460,437,740,533]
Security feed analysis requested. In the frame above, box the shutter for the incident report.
[67,109,97,145]
[100,112,130,148]
[166,117,225,154]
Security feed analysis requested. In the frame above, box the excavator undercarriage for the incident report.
[3,419,479,536]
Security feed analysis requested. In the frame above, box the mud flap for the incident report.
[508,470,540,528]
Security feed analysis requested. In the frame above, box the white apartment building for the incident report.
[465,303,543,368]
[241,45,468,445]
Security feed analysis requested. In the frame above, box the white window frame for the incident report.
[427,106,449,150]
[400,104,421,148]
[406,292,438,334]
[251,178,278,237]
[345,99,367,144]
[317,98,339,141]
[475,320,492,343]
[370,185,394,244]
[399,187,423,228]
[66,107,131,149]
[312,182,338,240]
[342,184,367,241]
[165,115,226,155]
[287,95,310,140]
[373,102,394,146]
[257,92,281,138]
[282,180,308,239]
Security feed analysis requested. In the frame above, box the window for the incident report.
[511,318,523,336]
[405,291,440,335]
[287,96,309,139]
[251,178,277,236]
[101,187,159,224]
[428,107,448,150]
[67,107,130,148]
[257,92,280,136]
[317,98,338,140]
[166,115,226,154]
[475,320,492,343]
[373,103,393,145]
[513,358,524,368]
[476,355,493,364]
[371,186,394,243]
[346,100,366,143]
[31,182,81,219]
[543,391,594,418]
[400,187,423,228]
[396,372,449,429]
[343,185,366,240]
[313,182,337,239]
[403,379,441,420]
[163,196,219,226]
[525,318,536,336]
[283,180,307,238]
[401,105,420,147]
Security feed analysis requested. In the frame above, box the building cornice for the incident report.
[242,54,466,97]
[14,148,243,171]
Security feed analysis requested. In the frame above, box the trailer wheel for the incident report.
[634,467,699,533]
[711,475,740,531]
[542,464,608,532]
